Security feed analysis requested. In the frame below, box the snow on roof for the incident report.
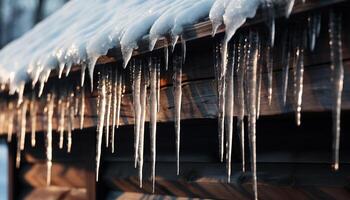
[0,0,287,99]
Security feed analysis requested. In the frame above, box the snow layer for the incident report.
[0,0,279,98]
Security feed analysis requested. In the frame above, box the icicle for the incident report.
[264,0,275,47]
[30,93,37,147]
[46,93,55,186]
[138,64,148,188]
[81,63,87,87]
[282,30,291,105]
[74,86,80,116]
[111,67,122,153]
[329,10,343,171]
[80,85,85,130]
[16,108,22,168]
[67,92,74,153]
[105,70,112,148]
[236,37,245,172]
[156,59,161,112]
[164,46,169,71]
[20,100,28,151]
[6,103,14,142]
[173,54,183,175]
[308,13,321,52]
[149,57,158,193]
[116,72,123,129]
[213,41,224,162]
[285,0,295,18]
[16,133,21,168]
[256,41,262,119]
[246,31,259,200]
[181,36,186,64]
[225,42,235,182]
[58,97,65,149]
[294,32,305,127]
[96,71,107,181]
[88,56,99,92]
[132,61,142,168]
[266,43,273,105]
[217,40,227,163]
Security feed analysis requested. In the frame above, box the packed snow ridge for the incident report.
[0,0,289,99]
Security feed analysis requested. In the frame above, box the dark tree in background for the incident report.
[0,0,67,48]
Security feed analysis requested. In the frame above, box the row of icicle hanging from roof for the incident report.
[0,2,345,200]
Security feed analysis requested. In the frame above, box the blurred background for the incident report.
[0,0,68,48]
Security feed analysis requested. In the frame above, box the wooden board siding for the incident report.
[1,1,350,134]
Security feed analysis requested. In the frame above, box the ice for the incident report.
[80,85,85,130]
[223,0,260,44]
[138,64,148,188]
[19,100,28,151]
[308,13,321,52]
[96,71,107,181]
[67,92,74,153]
[30,92,37,147]
[132,61,142,167]
[105,70,112,148]
[209,0,229,36]
[266,44,273,105]
[256,41,262,119]
[58,96,66,149]
[46,93,55,186]
[0,0,272,101]
[149,57,158,193]
[7,103,14,143]
[164,47,169,71]
[173,54,183,175]
[246,31,259,200]
[329,10,343,171]
[285,0,295,18]
[225,43,235,182]
[294,36,305,127]
[263,0,276,47]
[282,30,290,105]
[215,41,226,163]
[236,36,246,172]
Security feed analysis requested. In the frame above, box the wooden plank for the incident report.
[100,162,350,199]
[1,59,350,134]
[21,186,87,200]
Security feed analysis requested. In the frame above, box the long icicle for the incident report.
[20,100,28,151]
[80,84,85,130]
[105,69,112,148]
[282,30,291,105]
[214,41,224,162]
[236,36,246,172]
[266,43,273,105]
[30,92,37,147]
[225,42,235,182]
[138,64,148,188]
[295,31,305,127]
[46,93,55,186]
[66,92,74,153]
[111,67,119,153]
[173,54,183,175]
[256,41,263,119]
[247,31,259,200]
[329,10,344,171]
[96,71,107,181]
[132,61,142,168]
[218,40,227,163]
[7,102,14,142]
[58,97,65,149]
[149,57,158,193]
